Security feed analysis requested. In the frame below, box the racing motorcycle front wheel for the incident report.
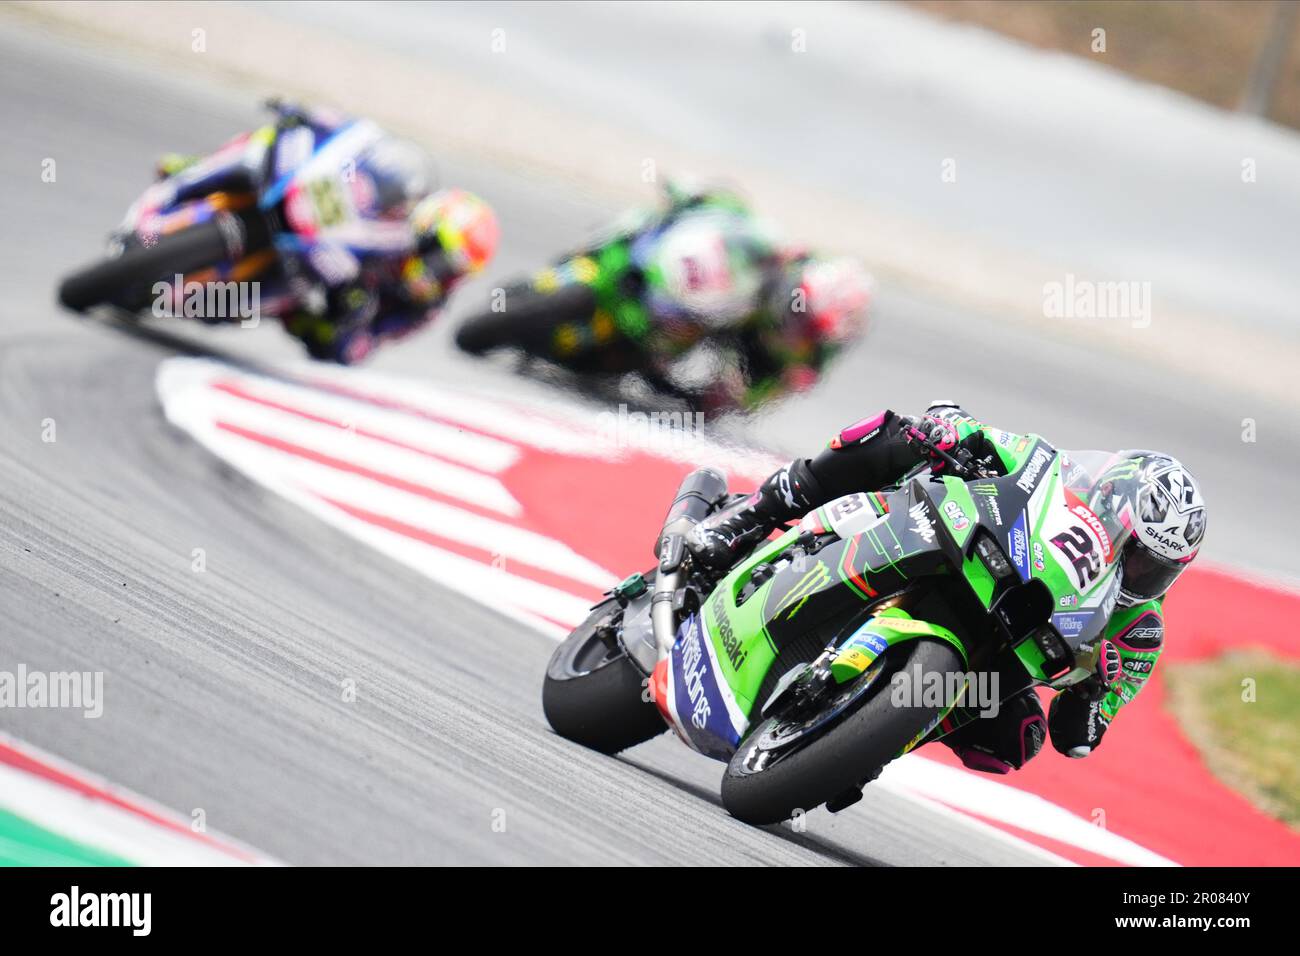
[454,280,598,357]
[543,594,666,755]
[57,209,272,314]
[721,638,964,826]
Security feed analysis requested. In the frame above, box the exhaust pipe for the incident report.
[651,468,728,660]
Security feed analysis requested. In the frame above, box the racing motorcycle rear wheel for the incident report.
[57,209,272,314]
[721,638,964,825]
[543,595,666,755]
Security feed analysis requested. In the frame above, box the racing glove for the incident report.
[898,413,961,471]
[1048,640,1120,757]
[1048,689,1111,758]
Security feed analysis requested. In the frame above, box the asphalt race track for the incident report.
[1,17,1291,865]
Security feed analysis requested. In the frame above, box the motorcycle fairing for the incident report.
[1021,450,1125,652]
[661,612,748,760]
[680,482,957,748]
[828,607,967,683]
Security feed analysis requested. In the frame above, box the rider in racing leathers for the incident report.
[688,402,1208,773]
[594,180,872,412]
[145,100,499,363]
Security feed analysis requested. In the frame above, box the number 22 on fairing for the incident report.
[1041,497,1113,591]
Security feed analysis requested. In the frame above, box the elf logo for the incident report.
[50,885,151,936]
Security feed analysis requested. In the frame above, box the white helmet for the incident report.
[1117,454,1207,606]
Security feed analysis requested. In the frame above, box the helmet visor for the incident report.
[1120,543,1183,604]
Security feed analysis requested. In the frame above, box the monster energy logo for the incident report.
[710,592,747,671]
[972,484,1003,525]
[1105,460,1140,481]
[773,561,831,621]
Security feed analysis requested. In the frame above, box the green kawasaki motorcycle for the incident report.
[543,431,1129,824]
[452,199,776,411]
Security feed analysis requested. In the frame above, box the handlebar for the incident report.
[901,417,996,481]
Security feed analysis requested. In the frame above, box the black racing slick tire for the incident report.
[542,597,666,755]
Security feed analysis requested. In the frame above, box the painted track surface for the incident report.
[0,19,1064,866]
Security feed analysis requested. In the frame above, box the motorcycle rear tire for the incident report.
[543,595,666,755]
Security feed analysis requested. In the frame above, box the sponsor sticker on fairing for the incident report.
[1068,498,1113,561]
[1017,446,1053,494]
[1051,612,1094,639]
[842,625,890,659]
[909,502,937,544]
[667,613,743,760]
[1009,512,1030,580]
[710,592,747,671]
[823,493,887,538]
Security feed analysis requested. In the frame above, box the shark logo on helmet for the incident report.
[1137,460,1206,559]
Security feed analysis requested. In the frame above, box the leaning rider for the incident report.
[688,402,1207,772]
